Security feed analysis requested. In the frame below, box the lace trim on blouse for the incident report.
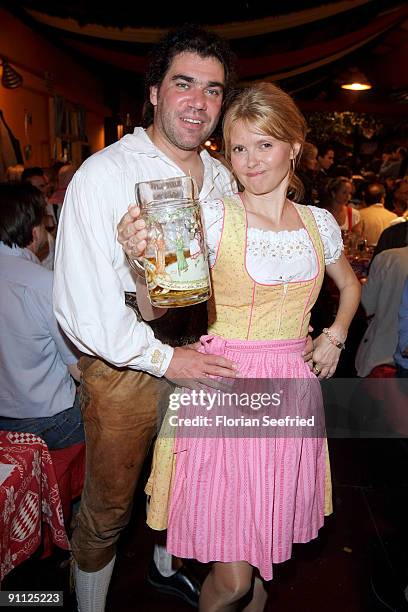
[202,200,343,284]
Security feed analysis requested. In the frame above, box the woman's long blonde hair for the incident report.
[222,83,307,201]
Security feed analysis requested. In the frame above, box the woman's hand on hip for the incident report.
[311,333,341,379]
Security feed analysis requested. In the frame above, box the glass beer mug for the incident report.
[135,176,211,308]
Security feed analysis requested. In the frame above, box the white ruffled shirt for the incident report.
[202,201,343,284]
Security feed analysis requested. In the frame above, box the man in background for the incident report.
[0,182,82,448]
[316,142,335,200]
[21,166,49,194]
[356,246,408,377]
[359,182,398,246]
[22,166,56,268]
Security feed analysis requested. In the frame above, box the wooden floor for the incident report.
[3,437,408,612]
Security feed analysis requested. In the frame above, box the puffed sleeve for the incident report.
[309,206,344,265]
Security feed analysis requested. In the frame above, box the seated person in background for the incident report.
[48,163,76,224]
[317,142,335,176]
[321,176,362,235]
[21,166,49,193]
[0,183,83,449]
[350,175,366,208]
[394,277,408,378]
[315,142,334,197]
[44,162,66,202]
[397,146,408,179]
[379,144,401,181]
[370,215,408,265]
[389,178,408,221]
[355,246,408,377]
[22,166,56,270]
[22,166,55,227]
[296,141,318,205]
[359,182,398,246]
[383,176,397,211]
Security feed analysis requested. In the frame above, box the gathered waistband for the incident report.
[200,335,307,354]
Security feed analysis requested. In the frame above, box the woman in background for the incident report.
[297,141,318,205]
[321,176,362,235]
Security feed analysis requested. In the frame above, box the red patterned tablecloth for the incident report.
[0,431,69,582]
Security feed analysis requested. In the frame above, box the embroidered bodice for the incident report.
[202,200,342,284]
[205,196,339,340]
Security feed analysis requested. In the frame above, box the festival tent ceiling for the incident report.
[5,0,408,105]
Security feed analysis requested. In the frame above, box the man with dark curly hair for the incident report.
[54,25,238,611]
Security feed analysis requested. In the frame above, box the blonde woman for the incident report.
[120,83,360,611]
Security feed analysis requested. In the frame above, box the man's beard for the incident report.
[158,109,216,151]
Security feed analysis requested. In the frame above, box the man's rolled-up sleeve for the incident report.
[53,169,173,377]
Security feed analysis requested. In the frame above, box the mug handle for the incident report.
[125,253,146,278]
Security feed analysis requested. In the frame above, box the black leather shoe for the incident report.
[147,560,201,608]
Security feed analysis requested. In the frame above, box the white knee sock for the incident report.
[146,496,176,578]
[74,555,116,612]
[153,544,176,577]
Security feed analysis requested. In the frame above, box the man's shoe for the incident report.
[147,560,200,608]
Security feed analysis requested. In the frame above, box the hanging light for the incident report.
[340,67,372,91]
[0,57,23,89]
